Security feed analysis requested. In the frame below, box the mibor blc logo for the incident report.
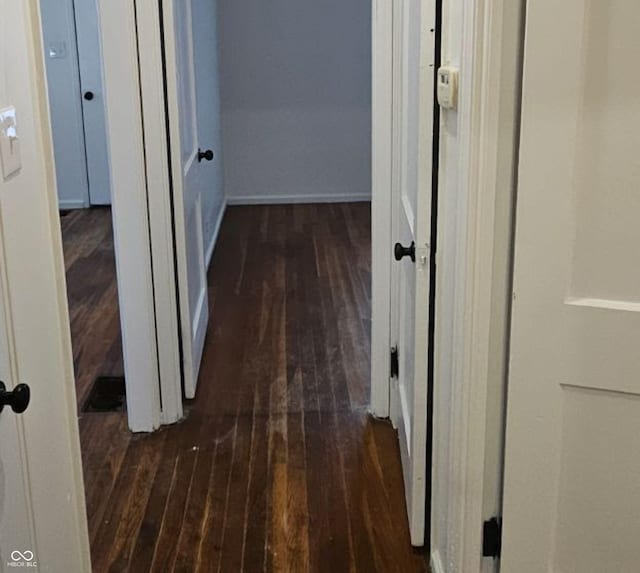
[7,550,37,568]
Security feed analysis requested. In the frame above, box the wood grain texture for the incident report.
[61,207,124,410]
[62,204,427,572]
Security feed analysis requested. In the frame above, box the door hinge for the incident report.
[482,517,502,559]
[390,346,399,378]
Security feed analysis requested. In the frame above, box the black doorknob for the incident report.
[394,241,416,262]
[84,91,94,101]
[198,148,214,162]
[0,381,31,414]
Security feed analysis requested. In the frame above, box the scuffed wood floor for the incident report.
[61,207,124,411]
[62,204,427,572]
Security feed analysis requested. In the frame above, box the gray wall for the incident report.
[219,0,371,203]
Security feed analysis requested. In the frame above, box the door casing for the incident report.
[428,0,524,571]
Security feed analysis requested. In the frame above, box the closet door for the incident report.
[74,0,111,205]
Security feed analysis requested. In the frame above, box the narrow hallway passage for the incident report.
[69,203,426,572]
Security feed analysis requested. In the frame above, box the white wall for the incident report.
[219,0,371,204]
[40,0,90,209]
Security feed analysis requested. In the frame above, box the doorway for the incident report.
[38,0,127,435]
[117,0,436,565]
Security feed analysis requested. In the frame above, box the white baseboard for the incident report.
[431,550,445,573]
[205,197,227,269]
[227,192,371,206]
[58,199,89,210]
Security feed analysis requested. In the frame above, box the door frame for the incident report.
[428,0,523,571]
[370,0,394,417]
[123,0,401,421]
[96,0,183,430]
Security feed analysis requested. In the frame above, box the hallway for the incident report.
[65,203,426,572]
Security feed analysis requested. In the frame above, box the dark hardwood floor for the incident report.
[61,207,124,410]
[61,204,427,572]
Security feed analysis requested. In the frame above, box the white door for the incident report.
[74,0,111,206]
[163,0,216,398]
[0,0,90,570]
[502,1,640,571]
[389,0,436,546]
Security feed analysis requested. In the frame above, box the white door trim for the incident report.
[97,0,163,432]
[370,0,394,418]
[134,0,184,426]
[430,0,522,570]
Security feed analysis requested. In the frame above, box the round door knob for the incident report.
[198,148,214,162]
[394,241,416,262]
[0,381,31,414]
[84,91,94,101]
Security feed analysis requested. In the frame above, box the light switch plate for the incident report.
[0,107,21,179]
[437,66,459,110]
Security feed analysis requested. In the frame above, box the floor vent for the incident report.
[82,376,126,413]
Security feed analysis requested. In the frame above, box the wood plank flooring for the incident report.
[61,203,427,572]
[61,207,124,410]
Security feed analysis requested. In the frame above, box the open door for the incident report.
[389,0,436,547]
[163,0,220,398]
[0,0,90,569]
[503,1,640,571]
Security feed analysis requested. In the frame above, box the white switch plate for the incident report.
[0,107,21,179]
[437,66,459,110]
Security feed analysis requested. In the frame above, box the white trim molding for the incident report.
[97,0,162,432]
[135,0,184,426]
[370,0,394,418]
[431,549,446,573]
[431,0,522,570]
[58,200,89,210]
[205,198,228,268]
[227,193,371,206]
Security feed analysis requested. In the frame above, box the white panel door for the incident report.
[390,0,436,546]
[503,1,640,571]
[0,0,90,569]
[164,0,212,398]
[74,0,111,205]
